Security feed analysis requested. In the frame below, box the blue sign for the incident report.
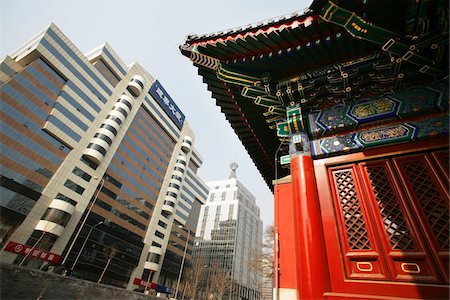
[156,284,174,294]
[149,80,185,129]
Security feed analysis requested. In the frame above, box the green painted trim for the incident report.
[319,1,445,76]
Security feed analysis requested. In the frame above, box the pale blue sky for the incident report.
[0,0,312,227]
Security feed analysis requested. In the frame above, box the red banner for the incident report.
[4,241,60,264]
[133,277,157,289]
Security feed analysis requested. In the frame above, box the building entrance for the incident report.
[328,149,449,285]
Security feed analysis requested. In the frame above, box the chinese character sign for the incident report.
[149,80,185,129]
[4,241,60,264]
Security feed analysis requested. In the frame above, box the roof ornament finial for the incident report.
[229,162,238,179]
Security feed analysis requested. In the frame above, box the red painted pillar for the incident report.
[290,153,331,299]
[274,179,300,299]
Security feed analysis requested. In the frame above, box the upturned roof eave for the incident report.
[182,1,319,48]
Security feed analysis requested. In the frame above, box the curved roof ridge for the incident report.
[185,7,313,44]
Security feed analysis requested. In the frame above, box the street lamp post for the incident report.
[144,269,153,295]
[18,231,46,267]
[18,222,58,267]
[61,177,105,266]
[175,225,190,300]
[71,221,103,272]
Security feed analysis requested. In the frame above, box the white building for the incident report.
[0,23,208,295]
[195,163,263,300]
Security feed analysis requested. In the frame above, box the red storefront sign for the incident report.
[4,241,60,264]
[133,277,157,289]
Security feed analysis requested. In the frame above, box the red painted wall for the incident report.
[274,181,299,292]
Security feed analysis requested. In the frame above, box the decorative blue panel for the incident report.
[308,81,448,139]
[311,115,449,158]
[348,98,400,122]
[149,80,185,129]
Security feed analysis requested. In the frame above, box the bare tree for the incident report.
[248,224,274,279]
[209,262,232,300]
[181,257,206,299]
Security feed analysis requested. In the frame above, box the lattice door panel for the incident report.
[359,161,442,283]
[431,149,450,179]
[394,154,449,283]
[328,165,390,280]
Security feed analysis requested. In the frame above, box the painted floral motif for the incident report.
[351,98,394,119]
[307,81,447,139]
[360,126,407,142]
[311,115,449,158]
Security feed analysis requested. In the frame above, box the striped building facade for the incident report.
[0,23,208,292]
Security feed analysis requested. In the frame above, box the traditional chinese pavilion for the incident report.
[180,0,449,299]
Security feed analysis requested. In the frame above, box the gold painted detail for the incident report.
[190,51,289,131]
[360,126,407,142]
[217,65,260,86]
[189,51,219,70]
[401,263,421,274]
[356,262,373,272]
[351,98,394,119]
[351,22,368,33]
[242,86,266,100]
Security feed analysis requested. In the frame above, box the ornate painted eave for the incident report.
[180,0,449,189]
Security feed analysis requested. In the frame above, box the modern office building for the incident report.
[156,147,210,290]
[181,0,449,299]
[0,23,208,293]
[194,163,263,300]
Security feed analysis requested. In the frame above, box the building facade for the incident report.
[181,0,449,299]
[0,23,208,293]
[194,163,263,300]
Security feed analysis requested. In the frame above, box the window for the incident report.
[113,106,128,118]
[56,193,77,206]
[158,220,167,229]
[80,156,98,170]
[93,133,113,145]
[174,167,185,173]
[100,123,118,135]
[148,252,161,264]
[72,167,92,182]
[169,183,180,189]
[152,242,162,248]
[41,208,71,227]
[155,230,165,239]
[171,175,182,182]
[100,186,116,200]
[132,78,144,89]
[87,143,106,155]
[64,179,85,195]
[118,97,132,110]
[106,114,122,125]
[164,200,175,207]
[176,159,187,166]
[167,191,178,198]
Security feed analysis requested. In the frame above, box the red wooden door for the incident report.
[328,150,449,284]
[391,152,449,283]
